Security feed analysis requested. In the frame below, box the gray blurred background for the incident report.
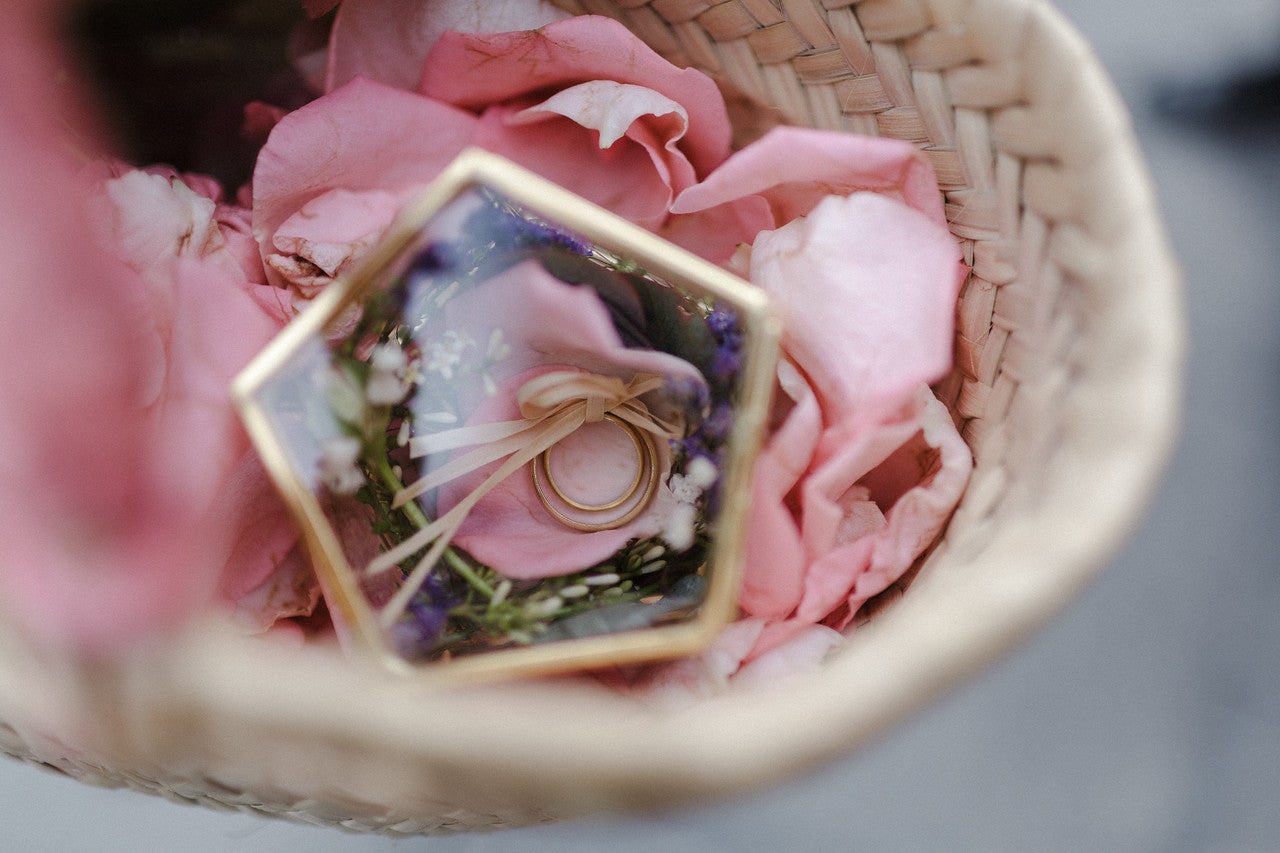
[7,0,1280,849]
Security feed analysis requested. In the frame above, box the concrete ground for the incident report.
[6,1,1280,850]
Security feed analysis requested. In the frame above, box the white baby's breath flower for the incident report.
[486,327,512,361]
[325,365,366,425]
[319,435,365,495]
[685,455,718,490]
[424,330,475,380]
[661,501,698,552]
[366,340,411,405]
[662,458,717,550]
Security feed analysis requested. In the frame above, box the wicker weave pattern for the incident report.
[0,0,1181,835]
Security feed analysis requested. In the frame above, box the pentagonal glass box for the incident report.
[234,149,777,680]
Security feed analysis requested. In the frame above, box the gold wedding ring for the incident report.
[532,414,659,532]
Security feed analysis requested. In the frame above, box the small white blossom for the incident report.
[486,327,512,361]
[685,456,719,490]
[661,502,698,552]
[524,596,564,619]
[668,471,702,504]
[325,366,365,425]
[319,435,365,495]
[424,330,475,380]
[366,340,411,405]
[662,458,718,551]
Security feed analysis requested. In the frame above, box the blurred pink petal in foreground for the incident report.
[0,8,297,651]
[325,0,570,93]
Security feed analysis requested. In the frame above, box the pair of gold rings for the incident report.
[531,413,659,532]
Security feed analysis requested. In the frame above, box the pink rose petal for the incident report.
[267,187,404,289]
[748,387,972,660]
[732,624,844,689]
[419,16,731,176]
[326,0,570,92]
[739,361,820,620]
[657,193,773,264]
[671,125,948,225]
[750,192,964,420]
[253,77,478,288]
[473,102,678,230]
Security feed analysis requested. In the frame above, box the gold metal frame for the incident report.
[233,148,779,683]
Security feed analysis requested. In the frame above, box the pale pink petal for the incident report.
[90,170,222,273]
[507,80,702,212]
[326,0,570,92]
[231,541,319,634]
[145,258,281,516]
[732,624,844,689]
[253,77,477,287]
[212,201,269,286]
[750,192,963,421]
[739,361,820,620]
[419,16,731,176]
[215,453,302,606]
[671,125,947,225]
[798,414,921,560]
[630,618,766,707]
[849,389,972,618]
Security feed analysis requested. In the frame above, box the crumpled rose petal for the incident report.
[731,623,844,689]
[253,77,478,289]
[473,100,679,230]
[419,16,731,177]
[266,187,403,293]
[433,261,705,578]
[738,361,818,620]
[747,384,972,661]
[325,0,570,93]
[499,79,699,225]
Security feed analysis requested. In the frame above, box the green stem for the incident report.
[373,452,496,600]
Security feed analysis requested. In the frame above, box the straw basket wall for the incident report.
[0,0,1182,834]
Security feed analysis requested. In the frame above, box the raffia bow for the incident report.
[369,369,682,626]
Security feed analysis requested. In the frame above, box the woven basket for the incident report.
[0,0,1182,834]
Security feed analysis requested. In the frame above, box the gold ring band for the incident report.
[538,413,644,512]
[531,418,659,532]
